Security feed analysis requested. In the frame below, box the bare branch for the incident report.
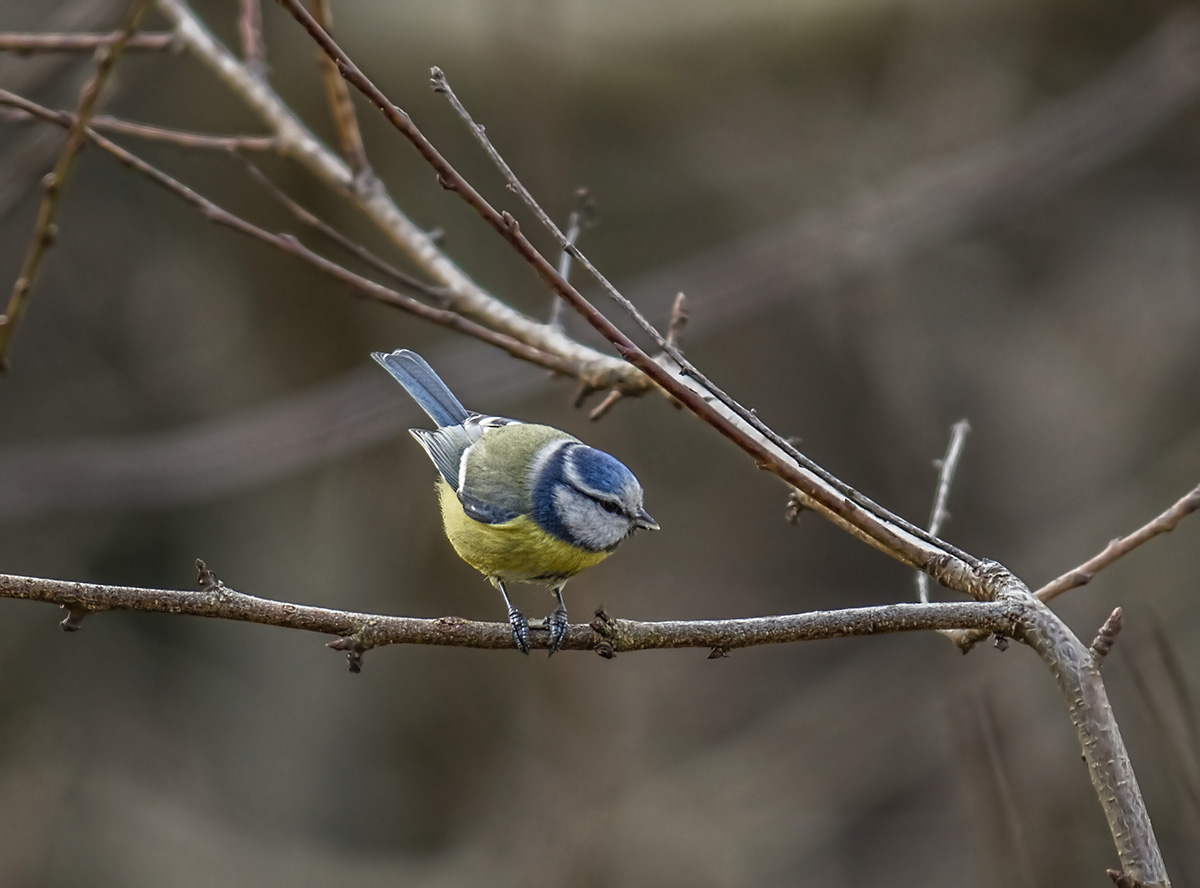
[1036,483,1200,603]
[917,419,971,604]
[310,0,370,180]
[2,107,278,151]
[0,31,177,53]
[238,157,444,298]
[238,0,267,78]
[0,88,579,379]
[982,569,1169,885]
[0,0,151,369]
[0,568,1023,661]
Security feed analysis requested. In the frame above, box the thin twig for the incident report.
[0,0,151,370]
[0,88,579,379]
[311,0,370,181]
[587,390,623,421]
[238,0,267,78]
[274,0,979,588]
[1036,483,1200,603]
[0,31,177,53]
[1091,607,1124,661]
[2,107,278,151]
[0,569,1023,660]
[238,157,445,298]
[549,189,591,329]
[917,419,971,604]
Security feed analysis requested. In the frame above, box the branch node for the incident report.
[594,640,615,659]
[195,558,221,591]
[1091,607,1124,661]
[589,606,611,631]
[59,604,90,632]
[500,211,519,235]
[435,173,456,191]
[327,634,367,673]
[1107,869,1152,888]
[428,66,447,93]
[992,633,1010,652]
[665,291,689,348]
[785,490,809,524]
[1070,569,1095,587]
[707,646,729,659]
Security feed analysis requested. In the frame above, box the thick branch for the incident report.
[0,570,1022,655]
[1015,585,1169,885]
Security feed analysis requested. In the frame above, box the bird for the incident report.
[372,348,658,655]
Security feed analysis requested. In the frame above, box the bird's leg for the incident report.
[546,586,570,657]
[496,580,530,655]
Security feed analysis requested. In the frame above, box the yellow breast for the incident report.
[435,479,610,584]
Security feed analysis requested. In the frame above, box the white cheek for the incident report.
[553,487,628,551]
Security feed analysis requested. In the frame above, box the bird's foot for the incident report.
[546,603,569,657]
[507,605,531,655]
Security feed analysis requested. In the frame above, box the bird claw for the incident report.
[507,605,531,655]
[546,604,569,657]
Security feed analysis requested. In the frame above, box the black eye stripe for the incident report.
[597,499,623,515]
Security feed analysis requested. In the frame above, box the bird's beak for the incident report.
[633,508,660,531]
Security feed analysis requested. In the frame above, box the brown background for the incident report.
[1,0,1198,885]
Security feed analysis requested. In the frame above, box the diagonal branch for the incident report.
[0,89,578,379]
[1036,483,1200,603]
[0,0,151,369]
[238,156,444,298]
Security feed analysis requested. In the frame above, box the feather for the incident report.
[372,349,469,427]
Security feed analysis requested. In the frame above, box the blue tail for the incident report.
[372,349,470,428]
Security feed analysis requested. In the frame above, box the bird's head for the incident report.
[533,442,657,552]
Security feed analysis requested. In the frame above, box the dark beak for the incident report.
[633,508,660,531]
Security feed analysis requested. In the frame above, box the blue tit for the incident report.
[372,349,658,655]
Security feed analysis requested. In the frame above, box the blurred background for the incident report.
[1,0,1198,885]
